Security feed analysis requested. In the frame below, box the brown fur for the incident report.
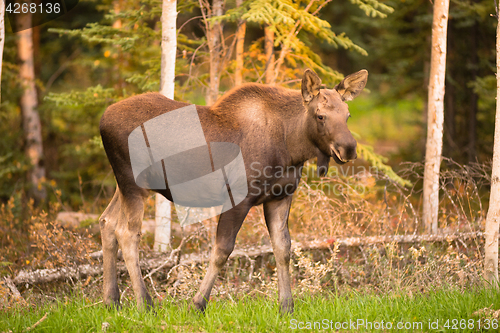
[99,69,368,313]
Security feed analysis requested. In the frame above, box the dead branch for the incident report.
[24,312,48,332]
[11,231,488,285]
[143,233,195,281]
[13,264,103,285]
[4,277,24,303]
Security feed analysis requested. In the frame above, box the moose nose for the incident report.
[335,137,357,161]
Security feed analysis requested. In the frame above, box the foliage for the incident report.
[0,195,30,277]
[282,159,488,240]
[349,0,394,18]
[0,194,99,278]
[219,0,393,87]
[28,212,99,271]
[339,0,497,162]
[356,142,411,187]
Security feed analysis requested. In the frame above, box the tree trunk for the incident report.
[264,26,275,85]
[0,0,5,104]
[206,0,224,105]
[422,0,449,234]
[155,0,177,252]
[234,0,245,87]
[17,12,46,202]
[483,4,500,288]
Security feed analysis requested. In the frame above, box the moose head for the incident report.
[302,69,368,176]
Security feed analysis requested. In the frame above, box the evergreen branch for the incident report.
[272,0,318,82]
[44,85,117,107]
[349,0,394,18]
[357,143,412,187]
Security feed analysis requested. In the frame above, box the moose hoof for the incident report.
[104,298,121,310]
[279,298,294,315]
[138,294,155,311]
[192,294,208,313]
[104,287,121,310]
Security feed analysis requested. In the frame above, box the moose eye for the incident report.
[317,115,325,121]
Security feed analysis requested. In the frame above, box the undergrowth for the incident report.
[0,160,496,319]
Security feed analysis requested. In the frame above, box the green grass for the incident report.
[2,287,500,332]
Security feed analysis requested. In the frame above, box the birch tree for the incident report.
[155,0,177,252]
[17,12,46,201]
[483,1,500,287]
[422,0,449,234]
[234,0,246,86]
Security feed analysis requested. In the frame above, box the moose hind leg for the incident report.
[115,190,153,310]
[264,196,294,314]
[100,188,121,308]
[192,203,250,312]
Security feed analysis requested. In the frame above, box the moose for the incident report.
[99,68,368,314]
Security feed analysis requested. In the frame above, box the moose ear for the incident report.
[302,69,322,103]
[335,69,368,102]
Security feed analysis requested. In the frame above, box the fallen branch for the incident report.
[4,277,24,302]
[13,264,103,285]
[320,231,484,248]
[24,312,48,332]
[11,231,487,285]
[78,300,103,310]
[144,232,200,280]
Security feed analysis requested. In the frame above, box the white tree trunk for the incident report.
[155,0,177,252]
[423,0,449,234]
[17,13,46,201]
[234,0,245,87]
[0,0,4,104]
[483,5,500,287]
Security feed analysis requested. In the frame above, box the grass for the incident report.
[2,287,500,332]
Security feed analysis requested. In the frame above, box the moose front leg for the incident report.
[264,196,294,314]
[192,203,251,312]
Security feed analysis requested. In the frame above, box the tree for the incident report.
[234,0,392,87]
[202,0,225,105]
[234,0,246,86]
[264,25,274,84]
[423,0,449,234]
[17,12,46,202]
[483,1,500,288]
[155,0,178,252]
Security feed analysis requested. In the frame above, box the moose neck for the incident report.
[209,84,321,167]
[278,91,320,166]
